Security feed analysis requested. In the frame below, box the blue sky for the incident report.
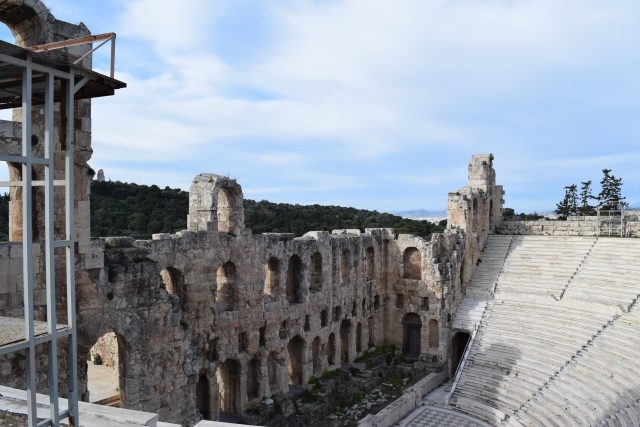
[2,0,640,213]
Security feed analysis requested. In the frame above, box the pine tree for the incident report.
[597,169,626,210]
[555,184,578,220]
[578,180,596,216]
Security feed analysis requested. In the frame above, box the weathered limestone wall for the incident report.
[0,5,504,425]
[498,215,640,237]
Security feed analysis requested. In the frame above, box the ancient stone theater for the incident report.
[0,1,639,427]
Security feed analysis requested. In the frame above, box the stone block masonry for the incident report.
[0,3,503,425]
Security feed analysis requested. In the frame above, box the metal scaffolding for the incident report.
[0,39,125,427]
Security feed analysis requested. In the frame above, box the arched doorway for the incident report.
[287,335,305,385]
[217,186,241,234]
[216,359,241,417]
[451,332,470,374]
[340,249,351,285]
[196,374,211,420]
[87,331,124,407]
[402,313,422,357]
[340,320,351,363]
[356,322,363,354]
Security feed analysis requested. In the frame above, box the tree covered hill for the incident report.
[0,181,447,240]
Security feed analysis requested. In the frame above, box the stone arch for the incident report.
[285,254,303,304]
[217,186,241,234]
[309,252,322,293]
[403,247,422,280]
[340,249,351,285]
[246,359,260,401]
[402,313,422,357]
[428,319,439,349]
[451,331,470,375]
[327,333,336,366]
[161,267,186,309]
[287,335,305,385]
[216,261,237,311]
[87,331,125,407]
[264,257,280,299]
[311,337,321,375]
[188,174,245,235]
[340,320,351,363]
[216,359,241,417]
[196,374,212,420]
[267,352,279,392]
[356,322,363,353]
[365,246,375,280]
[0,0,53,46]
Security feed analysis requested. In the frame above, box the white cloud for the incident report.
[88,0,640,210]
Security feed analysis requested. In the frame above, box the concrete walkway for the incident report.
[87,362,119,403]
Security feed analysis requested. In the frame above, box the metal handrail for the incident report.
[28,32,117,78]
[445,319,479,405]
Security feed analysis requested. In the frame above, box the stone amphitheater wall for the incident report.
[0,3,505,424]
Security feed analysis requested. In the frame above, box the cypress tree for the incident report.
[578,180,596,216]
[597,169,626,210]
[555,184,578,220]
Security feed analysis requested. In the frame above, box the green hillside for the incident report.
[0,181,446,240]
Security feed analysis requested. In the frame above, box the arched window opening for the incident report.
[264,257,280,299]
[285,254,303,304]
[87,332,124,407]
[428,319,439,349]
[402,313,422,357]
[216,359,241,417]
[340,249,351,285]
[161,267,186,309]
[247,359,260,401]
[403,247,421,280]
[309,252,322,292]
[217,187,240,234]
[287,335,305,385]
[327,333,336,366]
[216,261,237,311]
[311,337,321,376]
[365,246,375,280]
[196,374,211,420]
[340,320,351,363]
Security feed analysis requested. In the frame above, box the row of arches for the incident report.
[161,246,422,311]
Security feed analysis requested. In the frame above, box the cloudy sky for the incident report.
[3,0,640,213]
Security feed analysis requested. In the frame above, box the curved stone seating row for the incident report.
[563,238,640,308]
[514,313,640,427]
[495,236,596,298]
[449,235,640,426]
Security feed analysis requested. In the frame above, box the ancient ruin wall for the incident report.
[0,3,504,424]
[498,215,640,237]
